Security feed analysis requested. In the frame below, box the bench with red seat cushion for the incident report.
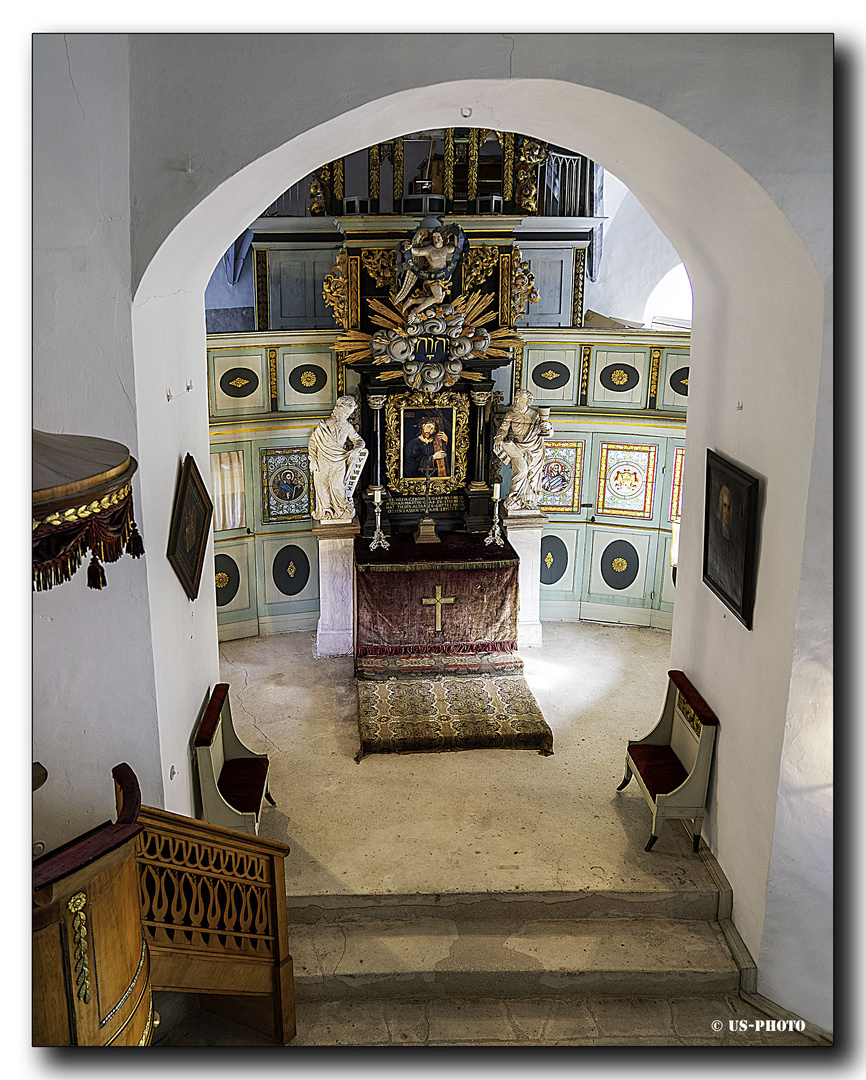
[194,683,274,836]
[617,670,719,852]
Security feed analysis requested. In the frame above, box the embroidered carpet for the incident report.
[355,672,554,761]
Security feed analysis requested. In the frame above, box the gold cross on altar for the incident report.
[421,584,455,632]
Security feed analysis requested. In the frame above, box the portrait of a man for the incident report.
[702,450,759,628]
[401,409,454,479]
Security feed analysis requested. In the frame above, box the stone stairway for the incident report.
[285,884,741,1004]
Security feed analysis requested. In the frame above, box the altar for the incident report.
[354,531,521,677]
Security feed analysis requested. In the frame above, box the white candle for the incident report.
[492,483,500,500]
[373,488,382,504]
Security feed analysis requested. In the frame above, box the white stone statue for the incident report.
[308,396,366,523]
[493,388,553,513]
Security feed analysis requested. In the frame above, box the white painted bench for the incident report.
[194,683,274,836]
[617,669,719,852]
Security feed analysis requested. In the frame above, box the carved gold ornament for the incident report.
[68,892,92,1004]
[511,246,539,324]
[215,572,229,589]
[300,370,317,387]
[361,247,399,291]
[677,692,702,736]
[229,376,250,388]
[611,369,629,386]
[287,562,296,578]
[515,138,549,214]
[461,246,499,291]
[612,557,628,573]
[34,482,132,531]
[323,249,349,329]
[544,552,554,570]
[540,369,560,382]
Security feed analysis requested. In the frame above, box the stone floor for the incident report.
[152,621,826,1048]
[220,620,709,900]
[153,989,822,1047]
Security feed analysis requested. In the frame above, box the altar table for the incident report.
[354,532,521,676]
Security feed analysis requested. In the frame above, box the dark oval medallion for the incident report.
[219,366,260,398]
[540,535,569,585]
[669,366,690,397]
[600,539,640,590]
[531,360,571,391]
[288,364,328,395]
[272,544,311,596]
[214,552,241,606]
[599,363,640,392]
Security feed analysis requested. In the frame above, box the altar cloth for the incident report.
[354,532,519,661]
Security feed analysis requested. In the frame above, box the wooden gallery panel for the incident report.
[214,538,258,639]
[657,348,690,413]
[277,345,336,414]
[588,346,650,410]
[256,532,320,632]
[525,346,579,405]
[208,346,271,419]
[581,525,660,624]
[266,247,340,330]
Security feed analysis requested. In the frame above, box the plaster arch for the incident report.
[131,79,826,1014]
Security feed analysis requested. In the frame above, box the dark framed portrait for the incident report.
[702,449,759,629]
[167,453,214,600]
[384,389,470,496]
[400,407,456,481]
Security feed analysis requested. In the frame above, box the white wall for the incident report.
[33,33,832,1031]
[584,189,683,323]
[32,34,163,850]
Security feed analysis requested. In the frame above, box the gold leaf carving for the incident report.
[215,572,229,589]
[323,249,349,329]
[461,246,499,291]
[361,247,399,290]
[544,552,554,570]
[229,377,249,388]
[612,557,628,573]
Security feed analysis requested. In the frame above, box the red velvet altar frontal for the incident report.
[354,532,519,658]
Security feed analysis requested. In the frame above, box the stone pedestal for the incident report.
[312,518,360,657]
[503,510,549,649]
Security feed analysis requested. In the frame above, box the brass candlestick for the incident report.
[485,490,504,547]
[369,489,389,550]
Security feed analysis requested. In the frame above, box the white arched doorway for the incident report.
[131,77,826,1020]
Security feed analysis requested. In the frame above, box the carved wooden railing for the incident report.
[134,804,295,1045]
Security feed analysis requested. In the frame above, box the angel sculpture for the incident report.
[393,224,466,319]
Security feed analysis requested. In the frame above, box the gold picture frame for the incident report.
[385,390,470,497]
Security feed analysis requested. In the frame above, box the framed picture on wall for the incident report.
[167,453,214,600]
[702,449,759,630]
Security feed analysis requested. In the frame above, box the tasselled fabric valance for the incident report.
[33,431,144,592]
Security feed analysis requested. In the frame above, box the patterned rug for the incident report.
[355,673,554,760]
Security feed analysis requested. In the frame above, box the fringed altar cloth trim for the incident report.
[357,558,518,572]
[356,640,517,657]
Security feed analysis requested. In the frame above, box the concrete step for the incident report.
[284,886,721,924]
[287,914,740,1002]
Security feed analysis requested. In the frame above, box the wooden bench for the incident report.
[617,670,719,852]
[194,683,275,836]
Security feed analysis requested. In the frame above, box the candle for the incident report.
[492,483,500,500]
[373,488,382,504]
